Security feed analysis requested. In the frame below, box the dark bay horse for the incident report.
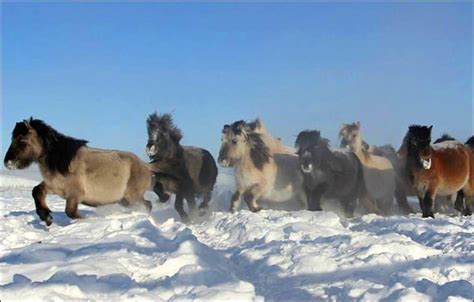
[146,113,218,221]
[4,118,153,225]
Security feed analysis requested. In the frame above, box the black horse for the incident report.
[295,130,367,217]
[146,113,218,221]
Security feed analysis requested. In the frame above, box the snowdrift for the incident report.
[0,171,472,301]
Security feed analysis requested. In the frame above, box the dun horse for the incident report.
[295,130,367,217]
[339,122,399,215]
[218,120,306,212]
[4,118,153,225]
[398,125,473,218]
[146,113,218,221]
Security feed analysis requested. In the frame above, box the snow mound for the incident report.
[0,173,473,301]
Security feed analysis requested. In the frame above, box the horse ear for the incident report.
[356,121,360,127]
[428,125,433,132]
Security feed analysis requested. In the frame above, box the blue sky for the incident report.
[2,2,472,160]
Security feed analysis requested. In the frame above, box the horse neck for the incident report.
[350,135,364,156]
[161,139,185,163]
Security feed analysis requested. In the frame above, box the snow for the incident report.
[1,168,473,301]
[432,140,463,150]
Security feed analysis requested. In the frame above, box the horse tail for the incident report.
[198,149,218,191]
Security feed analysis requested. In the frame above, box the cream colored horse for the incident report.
[4,118,153,226]
[218,120,306,212]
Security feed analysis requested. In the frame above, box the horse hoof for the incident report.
[45,216,53,226]
[249,207,262,213]
[159,194,170,203]
[463,209,472,216]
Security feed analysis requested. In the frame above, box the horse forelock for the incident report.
[12,122,29,138]
[147,113,182,142]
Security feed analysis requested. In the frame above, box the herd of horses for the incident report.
[3,115,473,226]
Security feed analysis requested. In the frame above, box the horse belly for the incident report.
[262,185,298,203]
[82,169,129,203]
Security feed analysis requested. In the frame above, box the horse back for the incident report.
[431,144,470,194]
[183,146,218,193]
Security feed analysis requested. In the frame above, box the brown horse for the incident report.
[398,125,473,218]
[4,118,153,226]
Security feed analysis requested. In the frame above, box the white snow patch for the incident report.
[0,170,473,301]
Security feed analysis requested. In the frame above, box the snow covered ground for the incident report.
[1,168,473,301]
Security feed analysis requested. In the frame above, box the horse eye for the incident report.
[232,139,238,144]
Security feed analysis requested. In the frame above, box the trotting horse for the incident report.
[146,112,218,221]
[218,120,306,212]
[4,118,153,226]
[398,125,473,218]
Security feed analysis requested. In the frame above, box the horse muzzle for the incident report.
[4,160,18,170]
[146,146,157,157]
[420,158,432,170]
[218,159,230,168]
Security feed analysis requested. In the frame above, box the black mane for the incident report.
[147,113,183,143]
[26,118,87,175]
[434,133,456,144]
[465,136,474,149]
[230,120,270,170]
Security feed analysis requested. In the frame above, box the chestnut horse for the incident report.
[398,125,473,218]
[4,118,154,225]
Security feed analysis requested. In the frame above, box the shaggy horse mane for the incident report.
[228,120,271,170]
[147,113,183,143]
[14,118,88,175]
[434,133,456,144]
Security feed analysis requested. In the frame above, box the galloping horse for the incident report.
[218,120,306,212]
[4,118,153,225]
[295,130,367,217]
[398,125,473,218]
[146,113,218,221]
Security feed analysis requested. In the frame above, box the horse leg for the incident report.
[454,190,465,213]
[421,191,436,218]
[342,197,357,218]
[32,182,53,226]
[229,190,242,213]
[174,192,189,222]
[394,180,413,215]
[243,185,263,213]
[307,185,326,211]
[153,180,170,203]
[185,193,197,214]
[463,194,472,216]
[65,198,82,219]
[199,191,212,209]
[141,199,152,213]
